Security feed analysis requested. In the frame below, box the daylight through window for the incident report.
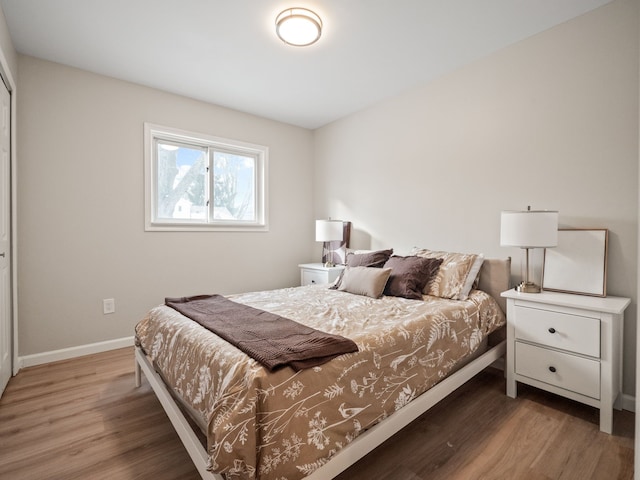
[145,124,268,231]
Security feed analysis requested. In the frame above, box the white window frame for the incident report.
[144,123,268,232]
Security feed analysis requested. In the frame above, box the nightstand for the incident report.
[501,289,630,434]
[298,263,345,286]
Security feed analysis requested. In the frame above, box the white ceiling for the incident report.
[0,0,612,129]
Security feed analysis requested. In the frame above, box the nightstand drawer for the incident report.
[301,269,329,286]
[515,342,600,399]
[514,305,600,357]
[299,263,344,286]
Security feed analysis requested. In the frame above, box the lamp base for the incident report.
[323,261,335,268]
[515,282,542,293]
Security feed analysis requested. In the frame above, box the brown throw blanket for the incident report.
[165,294,359,371]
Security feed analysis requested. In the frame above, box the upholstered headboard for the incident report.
[477,257,511,315]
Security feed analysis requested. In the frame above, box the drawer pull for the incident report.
[549,366,557,373]
[548,327,556,334]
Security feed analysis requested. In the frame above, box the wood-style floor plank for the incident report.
[0,347,634,479]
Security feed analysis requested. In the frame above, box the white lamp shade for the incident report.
[316,220,343,242]
[500,210,558,248]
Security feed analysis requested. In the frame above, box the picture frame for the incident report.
[542,228,608,297]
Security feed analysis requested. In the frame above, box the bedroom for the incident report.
[0,0,638,479]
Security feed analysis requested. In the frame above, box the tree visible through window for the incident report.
[157,143,207,220]
[213,151,256,221]
[145,124,268,231]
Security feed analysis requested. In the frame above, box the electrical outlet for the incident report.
[103,298,115,315]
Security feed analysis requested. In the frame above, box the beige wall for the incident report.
[16,56,314,355]
[315,0,639,395]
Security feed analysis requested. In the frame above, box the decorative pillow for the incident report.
[382,255,443,300]
[459,254,485,299]
[345,248,393,268]
[330,248,393,289]
[410,248,484,300]
[337,266,392,298]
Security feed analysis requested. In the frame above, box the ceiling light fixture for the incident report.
[275,8,322,47]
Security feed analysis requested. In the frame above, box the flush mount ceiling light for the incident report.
[275,8,322,46]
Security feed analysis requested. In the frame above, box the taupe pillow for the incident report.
[331,248,393,290]
[383,256,443,300]
[337,266,392,298]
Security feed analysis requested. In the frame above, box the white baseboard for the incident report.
[621,393,636,413]
[17,336,134,370]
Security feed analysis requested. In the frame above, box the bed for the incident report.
[134,250,510,480]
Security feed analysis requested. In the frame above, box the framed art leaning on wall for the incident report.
[542,228,608,297]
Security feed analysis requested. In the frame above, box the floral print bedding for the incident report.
[135,285,505,480]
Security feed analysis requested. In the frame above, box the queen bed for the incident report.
[134,250,511,480]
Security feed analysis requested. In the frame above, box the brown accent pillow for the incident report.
[336,266,392,298]
[346,249,394,268]
[330,249,393,290]
[382,256,443,300]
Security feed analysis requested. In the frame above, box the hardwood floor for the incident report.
[0,347,634,480]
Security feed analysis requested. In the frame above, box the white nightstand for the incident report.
[501,289,630,434]
[298,263,345,286]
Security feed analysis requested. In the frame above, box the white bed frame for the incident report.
[134,339,505,480]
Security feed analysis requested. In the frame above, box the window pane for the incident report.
[213,151,256,221]
[156,143,207,220]
[145,123,268,231]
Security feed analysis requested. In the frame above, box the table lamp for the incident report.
[500,207,558,293]
[315,219,344,267]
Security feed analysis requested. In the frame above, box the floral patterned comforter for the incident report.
[135,285,505,480]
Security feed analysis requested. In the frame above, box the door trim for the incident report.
[0,44,17,378]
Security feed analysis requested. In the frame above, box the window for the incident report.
[144,123,268,231]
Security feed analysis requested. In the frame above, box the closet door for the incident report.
[0,79,10,397]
